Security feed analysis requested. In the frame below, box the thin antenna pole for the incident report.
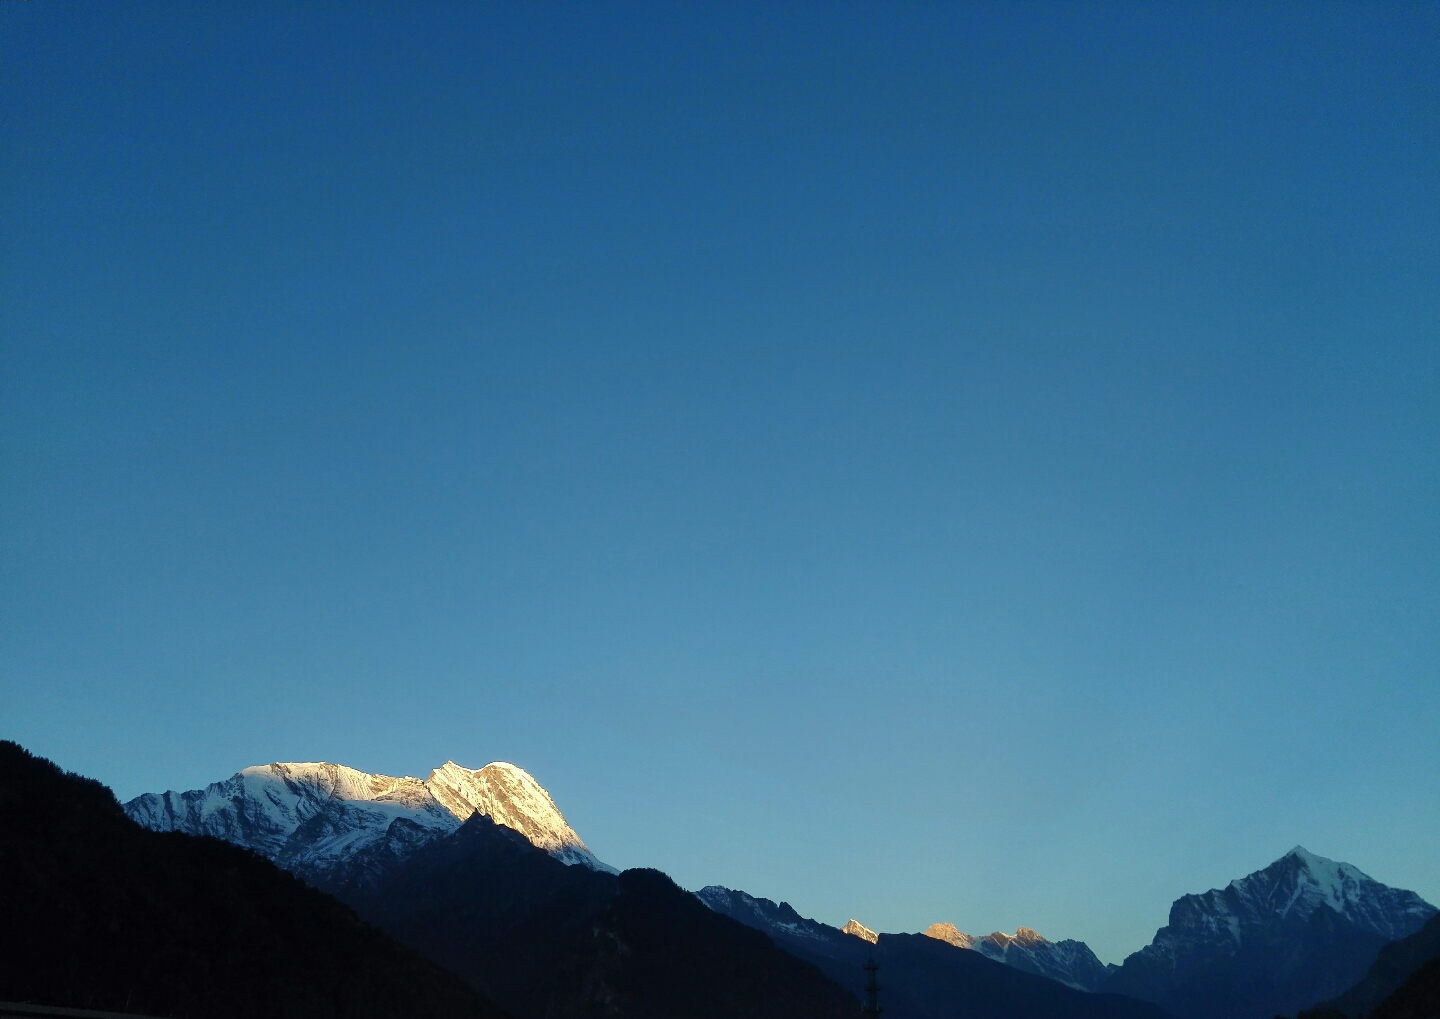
[862,954,882,1016]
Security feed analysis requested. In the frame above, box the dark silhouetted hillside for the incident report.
[1318,913,1440,1019]
[1369,955,1440,1019]
[0,741,506,1019]
[349,811,862,1019]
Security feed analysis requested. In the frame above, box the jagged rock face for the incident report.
[124,758,614,890]
[925,922,1114,991]
[1105,846,1438,1019]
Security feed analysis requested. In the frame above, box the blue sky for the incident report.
[2,2,1437,962]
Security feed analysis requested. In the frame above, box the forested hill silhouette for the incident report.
[0,741,506,1019]
[345,811,863,1019]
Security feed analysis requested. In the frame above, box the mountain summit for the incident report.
[1105,847,1436,1019]
[124,758,614,889]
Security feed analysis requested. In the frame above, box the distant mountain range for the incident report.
[696,848,1437,1019]
[698,885,1171,1019]
[115,756,1439,1019]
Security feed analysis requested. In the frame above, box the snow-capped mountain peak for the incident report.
[124,757,614,886]
[1246,846,1372,921]
[1189,846,1435,942]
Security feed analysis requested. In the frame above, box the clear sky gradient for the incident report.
[2,2,1437,963]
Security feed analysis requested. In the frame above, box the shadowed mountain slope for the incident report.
[0,741,505,1019]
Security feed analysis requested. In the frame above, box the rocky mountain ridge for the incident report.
[926,922,1115,991]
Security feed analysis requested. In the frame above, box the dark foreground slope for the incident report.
[348,813,862,1019]
[1295,912,1440,1019]
[1315,913,1440,1019]
[0,741,505,1019]
[698,886,1175,1019]
[1368,955,1440,1019]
